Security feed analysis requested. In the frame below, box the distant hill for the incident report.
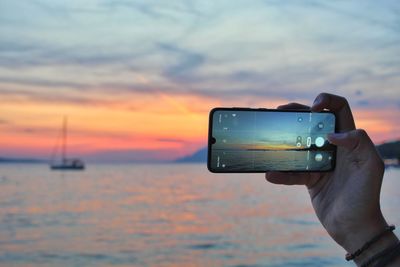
[376,140,400,160]
[175,147,207,163]
[0,157,45,164]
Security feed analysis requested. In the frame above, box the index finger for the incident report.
[277,102,310,110]
[311,93,356,132]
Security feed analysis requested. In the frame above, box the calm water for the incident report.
[0,164,399,267]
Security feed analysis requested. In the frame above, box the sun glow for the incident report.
[1,1,398,161]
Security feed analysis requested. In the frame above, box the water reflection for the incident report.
[1,164,398,266]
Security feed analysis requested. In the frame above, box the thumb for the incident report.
[327,129,375,154]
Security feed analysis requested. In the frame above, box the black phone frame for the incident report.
[207,107,337,173]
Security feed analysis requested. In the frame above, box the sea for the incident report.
[0,163,399,267]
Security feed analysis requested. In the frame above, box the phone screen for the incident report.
[208,108,336,172]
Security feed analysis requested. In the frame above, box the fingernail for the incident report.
[313,97,322,106]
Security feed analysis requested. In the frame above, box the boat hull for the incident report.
[50,165,85,171]
[50,117,85,171]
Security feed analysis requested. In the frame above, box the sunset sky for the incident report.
[0,1,399,162]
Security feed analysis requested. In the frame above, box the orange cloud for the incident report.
[353,107,400,144]
[1,89,398,161]
[0,91,218,159]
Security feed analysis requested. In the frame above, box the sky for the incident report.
[0,0,399,162]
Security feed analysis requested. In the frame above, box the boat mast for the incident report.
[62,116,67,163]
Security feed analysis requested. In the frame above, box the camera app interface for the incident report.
[210,110,336,171]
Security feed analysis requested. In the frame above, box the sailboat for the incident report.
[50,117,85,170]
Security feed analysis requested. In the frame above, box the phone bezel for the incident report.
[207,107,337,173]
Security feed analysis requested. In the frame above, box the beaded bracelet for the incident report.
[345,225,395,261]
[373,242,400,267]
[360,241,400,267]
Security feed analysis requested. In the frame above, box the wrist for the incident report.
[339,218,399,266]
[341,215,388,253]
[353,232,399,266]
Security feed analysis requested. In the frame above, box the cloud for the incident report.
[0,0,399,110]
[313,2,400,33]
[100,0,204,21]
[1,0,399,158]
[156,138,186,143]
[101,1,177,22]
[22,128,36,133]
[265,0,400,33]
[158,42,206,82]
[1,63,398,110]
[357,100,370,106]
[0,40,150,69]
[0,76,88,89]
[0,87,141,112]
[0,41,42,53]
[30,0,104,16]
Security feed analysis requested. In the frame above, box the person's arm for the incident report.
[265,93,400,266]
[327,130,399,266]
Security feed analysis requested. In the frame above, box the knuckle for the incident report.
[319,92,335,101]
[317,92,349,107]
[318,92,328,98]
[339,96,350,108]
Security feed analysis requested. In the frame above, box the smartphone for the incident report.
[208,108,336,173]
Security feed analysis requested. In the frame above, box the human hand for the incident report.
[265,93,398,265]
